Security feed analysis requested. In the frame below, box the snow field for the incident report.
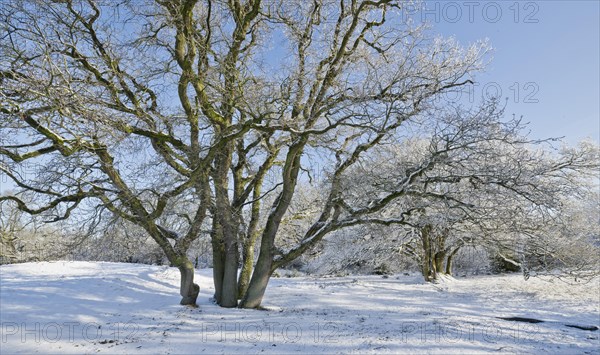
[0,261,598,354]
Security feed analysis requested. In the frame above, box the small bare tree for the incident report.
[338,123,599,281]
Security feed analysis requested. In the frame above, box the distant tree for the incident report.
[340,133,599,281]
[514,183,600,280]
[0,198,22,264]
[0,194,82,263]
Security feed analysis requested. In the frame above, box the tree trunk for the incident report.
[236,191,264,300]
[420,225,435,282]
[211,222,225,304]
[144,224,200,306]
[434,251,446,275]
[237,237,255,299]
[220,239,239,307]
[210,220,239,307]
[210,140,240,308]
[239,246,272,308]
[421,262,432,282]
[239,207,281,308]
[445,247,460,275]
[177,258,200,306]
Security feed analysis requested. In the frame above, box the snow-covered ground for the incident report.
[0,262,598,354]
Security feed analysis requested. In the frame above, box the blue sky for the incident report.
[420,0,599,144]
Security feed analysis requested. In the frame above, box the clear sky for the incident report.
[418,0,599,144]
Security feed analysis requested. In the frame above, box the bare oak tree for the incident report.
[2,0,529,308]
